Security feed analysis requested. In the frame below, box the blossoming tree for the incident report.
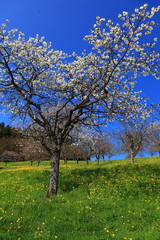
[0,4,159,197]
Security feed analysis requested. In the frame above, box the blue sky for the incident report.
[0,0,160,125]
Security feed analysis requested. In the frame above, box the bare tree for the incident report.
[100,140,116,161]
[147,122,160,156]
[91,134,117,163]
[0,4,159,197]
[60,139,90,164]
[113,120,149,164]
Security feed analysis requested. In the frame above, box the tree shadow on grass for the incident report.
[59,167,110,193]
[30,163,160,195]
[58,163,160,193]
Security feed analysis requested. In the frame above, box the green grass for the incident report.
[0,157,160,240]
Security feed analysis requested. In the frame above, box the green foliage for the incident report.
[0,158,160,240]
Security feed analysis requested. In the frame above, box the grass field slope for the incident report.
[0,157,160,240]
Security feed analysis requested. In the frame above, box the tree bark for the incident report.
[96,157,99,165]
[130,153,134,165]
[46,147,60,198]
[37,160,40,167]
[64,158,67,164]
[85,158,89,164]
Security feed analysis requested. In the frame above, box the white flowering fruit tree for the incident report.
[0,4,159,197]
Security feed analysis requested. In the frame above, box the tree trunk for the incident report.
[46,148,60,198]
[96,157,99,165]
[64,158,67,164]
[86,159,89,164]
[130,153,134,165]
[85,158,89,164]
[37,160,40,167]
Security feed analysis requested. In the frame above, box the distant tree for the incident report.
[61,140,90,164]
[72,128,98,163]
[0,4,159,197]
[101,140,116,161]
[145,144,156,157]
[113,120,149,164]
[78,136,95,163]
[92,134,117,163]
[60,139,71,164]
[147,122,160,156]
[93,137,102,165]
[75,130,116,164]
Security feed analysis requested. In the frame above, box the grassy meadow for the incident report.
[0,157,160,240]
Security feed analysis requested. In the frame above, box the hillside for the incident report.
[0,157,160,240]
